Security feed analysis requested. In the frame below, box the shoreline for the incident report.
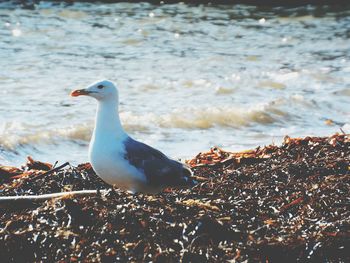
[0,133,349,261]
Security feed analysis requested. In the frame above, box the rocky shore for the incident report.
[0,134,349,262]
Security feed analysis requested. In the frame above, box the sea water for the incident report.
[0,2,349,166]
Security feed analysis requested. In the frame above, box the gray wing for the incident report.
[123,137,193,187]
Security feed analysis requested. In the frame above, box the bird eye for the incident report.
[97,85,104,89]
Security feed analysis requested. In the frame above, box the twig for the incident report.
[52,160,59,169]
[29,162,70,181]
[339,127,346,135]
[0,189,108,207]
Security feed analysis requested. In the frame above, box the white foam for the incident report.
[0,104,288,151]
[0,122,92,151]
[121,103,287,130]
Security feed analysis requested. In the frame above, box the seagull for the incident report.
[70,80,194,193]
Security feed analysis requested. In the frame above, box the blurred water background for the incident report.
[0,1,349,166]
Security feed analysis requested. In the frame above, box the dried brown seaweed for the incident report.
[0,134,349,262]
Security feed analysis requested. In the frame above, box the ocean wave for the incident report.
[134,105,287,130]
[0,122,93,151]
[0,104,288,151]
[122,102,288,130]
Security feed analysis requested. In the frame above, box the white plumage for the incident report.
[71,80,193,193]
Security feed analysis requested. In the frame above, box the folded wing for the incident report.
[123,137,193,187]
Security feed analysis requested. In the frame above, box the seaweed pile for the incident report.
[0,134,349,262]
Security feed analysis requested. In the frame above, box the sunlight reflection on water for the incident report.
[0,2,349,165]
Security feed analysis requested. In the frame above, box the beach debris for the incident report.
[0,166,22,182]
[25,156,53,171]
[0,134,349,262]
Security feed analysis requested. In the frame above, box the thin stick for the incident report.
[0,189,108,207]
[29,162,70,181]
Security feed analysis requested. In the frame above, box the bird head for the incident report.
[70,80,118,102]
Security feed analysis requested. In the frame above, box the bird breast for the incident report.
[88,134,145,187]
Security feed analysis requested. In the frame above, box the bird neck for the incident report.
[94,99,126,139]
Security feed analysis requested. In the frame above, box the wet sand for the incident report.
[0,133,349,262]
